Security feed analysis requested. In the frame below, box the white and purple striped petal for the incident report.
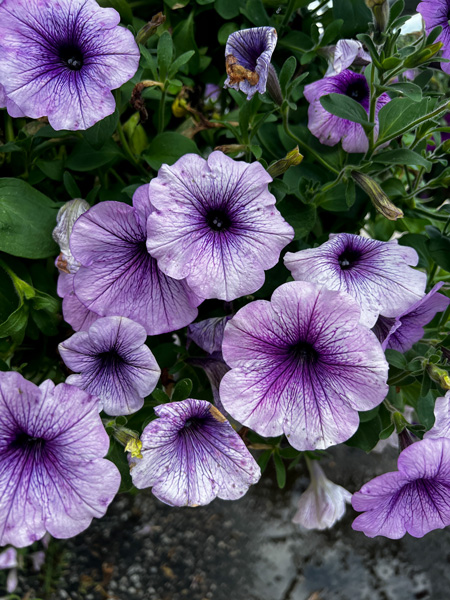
[131,399,260,506]
[285,233,427,328]
[0,372,120,547]
[59,316,161,416]
[220,281,389,450]
[352,437,450,538]
[146,152,294,302]
[0,0,139,130]
[70,189,202,335]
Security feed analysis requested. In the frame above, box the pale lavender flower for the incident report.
[59,316,161,416]
[325,39,371,76]
[0,372,120,548]
[417,0,450,75]
[284,233,427,328]
[293,459,352,530]
[352,437,450,538]
[0,0,139,130]
[53,199,90,275]
[373,283,449,352]
[304,70,390,152]
[131,399,261,506]
[53,200,100,332]
[220,282,389,450]
[424,391,450,440]
[70,186,202,335]
[0,547,18,594]
[146,152,294,302]
[224,27,277,99]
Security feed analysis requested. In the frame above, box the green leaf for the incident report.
[385,349,408,370]
[143,132,199,170]
[320,19,343,47]
[257,449,273,473]
[278,197,316,240]
[157,31,174,81]
[386,82,422,102]
[96,0,133,24]
[83,108,119,150]
[279,56,297,96]
[168,50,195,78]
[106,439,134,493]
[0,179,58,259]
[346,416,382,452]
[66,139,122,171]
[273,452,286,489]
[377,97,431,142]
[279,31,313,53]
[333,0,371,38]
[240,0,269,26]
[379,423,395,440]
[152,388,170,404]
[172,378,194,402]
[373,148,432,172]
[214,0,242,18]
[426,232,450,271]
[387,0,404,29]
[36,159,64,182]
[63,171,82,199]
[417,390,436,429]
[320,93,374,128]
[218,22,237,45]
[345,177,356,208]
[172,12,200,74]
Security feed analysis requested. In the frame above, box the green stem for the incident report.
[280,0,296,31]
[158,89,167,134]
[282,107,340,175]
[367,65,377,156]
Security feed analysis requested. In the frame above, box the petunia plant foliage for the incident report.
[1,0,450,588]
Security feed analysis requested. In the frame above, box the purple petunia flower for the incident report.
[131,398,261,506]
[417,0,450,75]
[424,391,450,440]
[352,437,450,538]
[293,459,352,530]
[284,233,427,328]
[70,185,202,335]
[303,70,390,152]
[0,372,120,547]
[0,0,139,130]
[373,282,449,352]
[219,281,389,450]
[59,316,161,416]
[224,27,277,99]
[325,39,371,76]
[146,152,294,302]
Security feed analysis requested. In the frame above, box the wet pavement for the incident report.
[13,445,450,600]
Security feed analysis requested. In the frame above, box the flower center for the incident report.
[345,79,368,104]
[98,349,123,370]
[10,431,46,451]
[290,340,318,365]
[338,249,361,270]
[206,209,231,232]
[59,44,84,71]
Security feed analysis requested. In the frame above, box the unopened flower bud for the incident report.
[267,64,283,105]
[403,43,443,68]
[427,364,450,390]
[136,12,166,45]
[268,146,304,178]
[352,171,403,221]
[214,144,247,155]
[108,423,143,459]
[365,0,389,34]
[52,199,90,273]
